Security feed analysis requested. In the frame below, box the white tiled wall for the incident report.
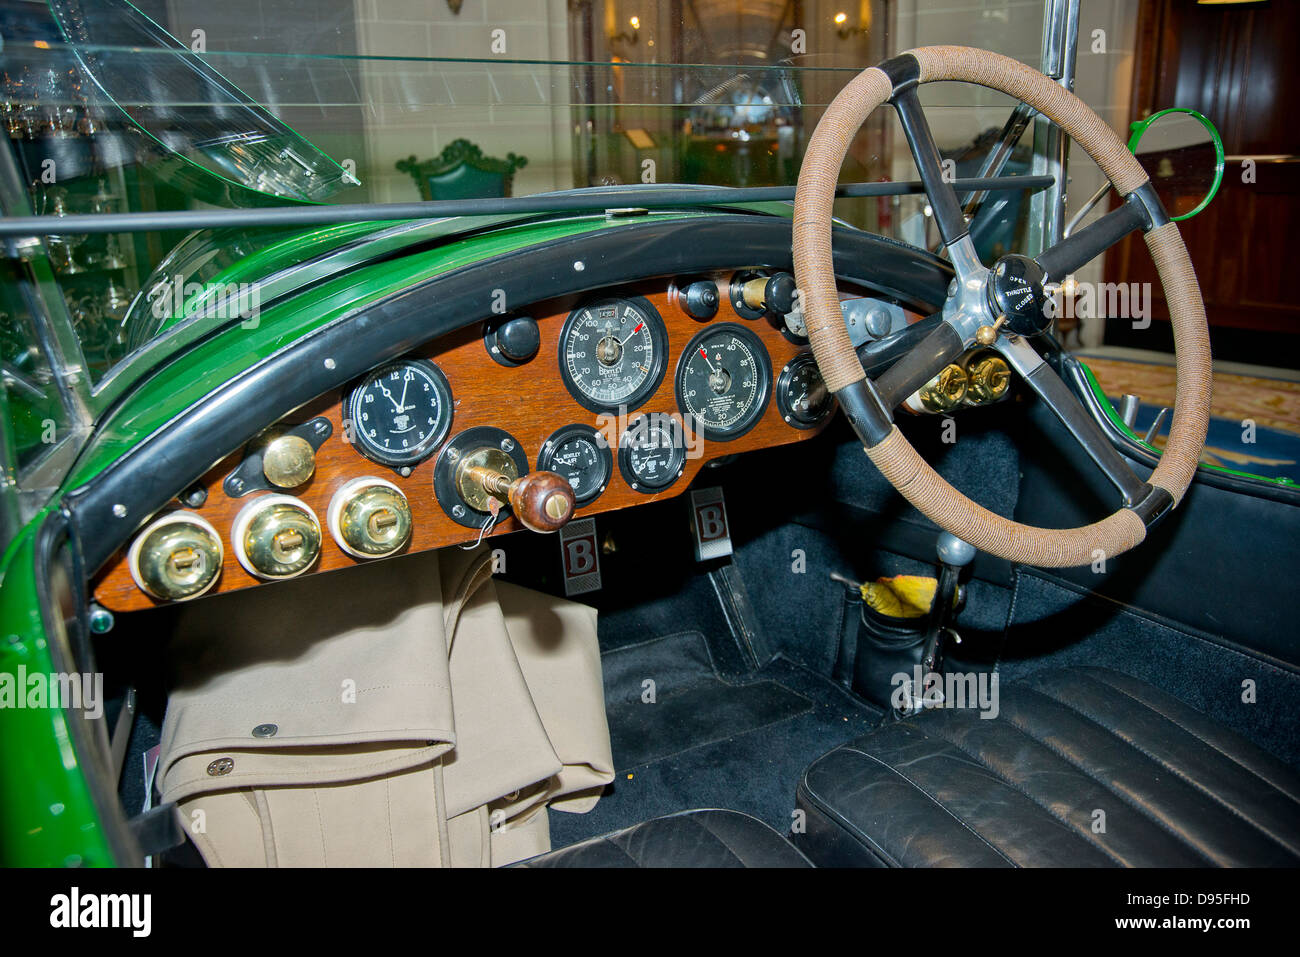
[353,0,573,203]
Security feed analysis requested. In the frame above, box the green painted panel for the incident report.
[0,516,117,867]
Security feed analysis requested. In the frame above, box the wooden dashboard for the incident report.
[92,273,839,612]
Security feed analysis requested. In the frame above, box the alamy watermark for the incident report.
[0,667,103,719]
[1044,280,1153,329]
[891,666,1000,719]
[148,274,263,329]
[594,406,707,460]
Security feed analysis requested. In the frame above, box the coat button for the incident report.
[207,757,234,776]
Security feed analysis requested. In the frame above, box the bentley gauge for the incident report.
[538,424,614,505]
[559,297,668,413]
[776,353,833,429]
[618,414,686,493]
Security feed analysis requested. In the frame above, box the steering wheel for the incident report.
[793,46,1211,568]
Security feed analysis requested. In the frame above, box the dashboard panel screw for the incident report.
[112,503,127,518]
[88,605,115,634]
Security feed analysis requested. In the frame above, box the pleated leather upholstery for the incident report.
[795,667,1300,867]
[517,809,811,868]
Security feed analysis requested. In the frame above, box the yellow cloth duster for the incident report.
[860,575,940,619]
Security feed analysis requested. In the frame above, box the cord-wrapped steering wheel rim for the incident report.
[793,45,1212,568]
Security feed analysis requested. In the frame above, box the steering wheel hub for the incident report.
[986,254,1050,337]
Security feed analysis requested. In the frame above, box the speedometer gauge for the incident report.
[675,323,772,441]
[559,297,668,413]
[346,359,453,469]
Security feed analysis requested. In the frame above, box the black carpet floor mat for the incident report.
[549,632,881,848]
[600,631,813,771]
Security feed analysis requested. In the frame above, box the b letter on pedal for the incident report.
[560,517,602,596]
[690,487,733,562]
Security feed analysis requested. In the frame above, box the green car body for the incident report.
[0,210,681,865]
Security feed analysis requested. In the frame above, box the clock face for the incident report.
[346,359,453,468]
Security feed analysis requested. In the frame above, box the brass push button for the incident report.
[128,512,223,601]
[261,433,316,489]
[327,477,413,559]
[232,495,322,580]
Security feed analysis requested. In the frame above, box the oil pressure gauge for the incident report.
[618,414,686,493]
[675,323,772,442]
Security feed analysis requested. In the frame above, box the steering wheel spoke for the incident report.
[872,317,966,410]
[1037,194,1151,280]
[995,336,1152,506]
[892,88,982,279]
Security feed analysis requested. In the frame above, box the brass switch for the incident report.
[128,512,223,601]
[232,495,322,580]
[261,433,316,489]
[908,363,969,414]
[967,354,1011,404]
[328,477,413,558]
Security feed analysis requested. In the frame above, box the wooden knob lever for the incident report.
[458,460,576,533]
[507,470,576,533]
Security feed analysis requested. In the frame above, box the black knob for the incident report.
[765,273,797,314]
[680,280,720,320]
[485,315,540,366]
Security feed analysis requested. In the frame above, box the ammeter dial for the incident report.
[618,414,686,493]
[559,297,668,413]
[346,359,453,469]
[776,353,834,429]
[675,323,772,441]
[538,424,613,505]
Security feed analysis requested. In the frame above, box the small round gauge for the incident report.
[618,414,686,493]
[559,297,668,414]
[346,359,453,469]
[538,424,614,505]
[777,353,834,429]
[675,323,772,442]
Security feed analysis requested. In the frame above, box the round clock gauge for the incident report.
[345,359,454,469]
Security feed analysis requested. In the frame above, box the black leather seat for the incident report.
[518,809,811,867]
[795,666,1300,867]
